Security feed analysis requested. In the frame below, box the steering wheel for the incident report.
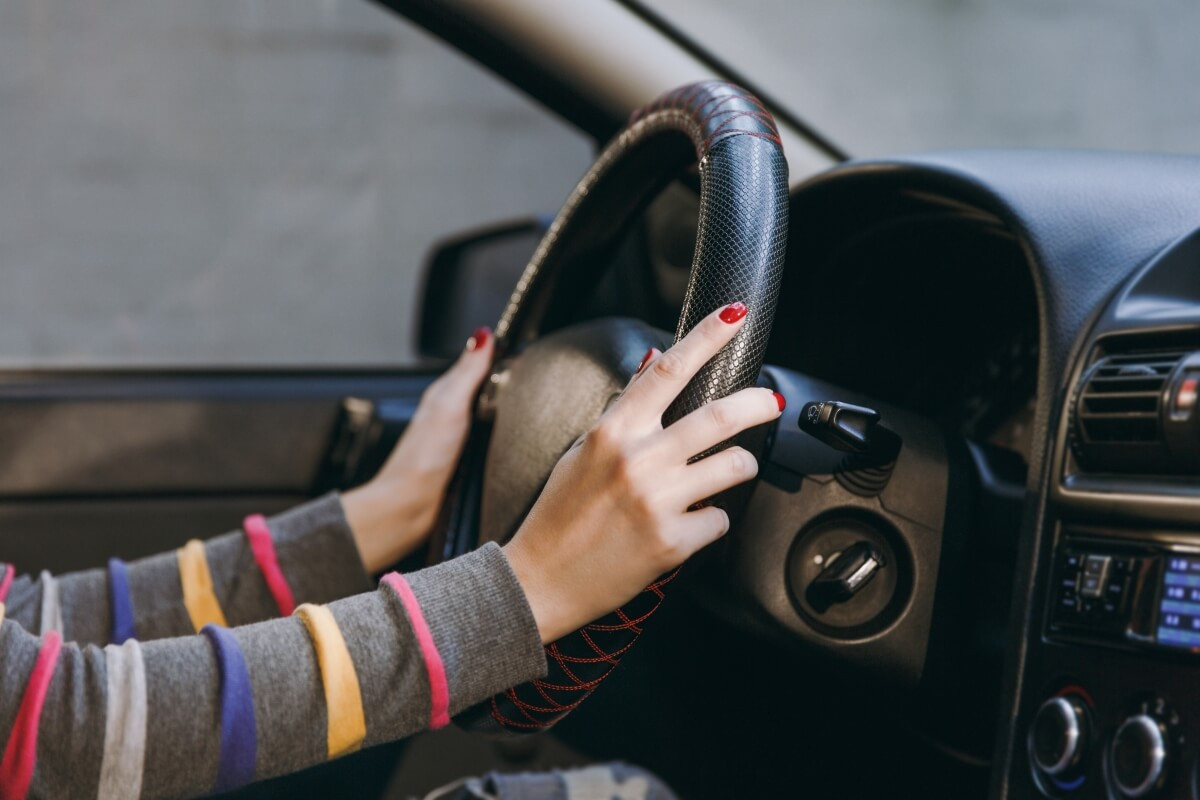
[437,81,790,733]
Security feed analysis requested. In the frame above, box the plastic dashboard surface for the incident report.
[789,151,1200,799]
[1023,224,1200,799]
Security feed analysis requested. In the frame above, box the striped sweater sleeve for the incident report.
[0,542,548,799]
[2,494,371,645]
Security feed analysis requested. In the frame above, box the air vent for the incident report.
[1071,349,1190,474]
[1077,351,1183,442]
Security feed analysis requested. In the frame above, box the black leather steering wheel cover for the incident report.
[497,82,789,423]
[463,82,790,733]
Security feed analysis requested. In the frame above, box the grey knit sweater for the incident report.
[0,494,547,799]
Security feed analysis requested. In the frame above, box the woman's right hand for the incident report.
[503,302,785,644]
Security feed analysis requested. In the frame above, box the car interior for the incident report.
[5,1,1200,799]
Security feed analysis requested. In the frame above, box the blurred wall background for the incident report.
[0,0,591,366]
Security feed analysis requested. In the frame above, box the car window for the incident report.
[0,0,592,367]
[643,0,1200,157]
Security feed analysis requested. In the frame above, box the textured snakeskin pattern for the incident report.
[663,134,788,427]
[476,82,789,733]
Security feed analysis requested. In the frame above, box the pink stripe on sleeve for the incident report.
[381,573,450,729]
[243,515,296,617]
[0,630,63,800]
[0,564,15,603]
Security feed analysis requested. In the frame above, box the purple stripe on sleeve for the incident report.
[107,559,137,644]
[201,624,258,792]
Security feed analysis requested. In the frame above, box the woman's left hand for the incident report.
[342,327,495,573]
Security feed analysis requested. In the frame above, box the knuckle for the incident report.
[651,529,685,565]
[610,451,636,489]
[664,542,690,566]
[652,349,689,381]
[605,441,644,489]
[727,448,758,479]
[630,490,658,522]
[587,419,620,452]
[707,399,736,432]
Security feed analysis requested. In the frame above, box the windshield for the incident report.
[642,0,1199,157]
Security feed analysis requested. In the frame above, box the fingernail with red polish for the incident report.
[636,347,655,374]
[773,391,786,412]
[466,326,491,351]
[719,302,748,324]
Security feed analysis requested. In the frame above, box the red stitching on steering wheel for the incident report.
[489,567,680,729]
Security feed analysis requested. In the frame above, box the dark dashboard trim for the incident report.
[790,150,1200,799]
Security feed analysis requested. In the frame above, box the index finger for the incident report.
[618,301,749,422]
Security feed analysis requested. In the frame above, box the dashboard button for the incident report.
[1081,555,1111,599]
[1080,574,1104,598]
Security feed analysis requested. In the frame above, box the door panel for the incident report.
[0,370,433,573]
[0,496,299,574]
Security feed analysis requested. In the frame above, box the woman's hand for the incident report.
[342,327,495,574]
[503,302,784,643]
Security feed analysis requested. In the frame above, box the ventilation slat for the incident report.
[1084,377,1165,393]
[1104,351,1188,362]
[1071,346,1199,475]
[1080,417,1159,442]
[1074,351,1183,445]
[1081,394,1159,414]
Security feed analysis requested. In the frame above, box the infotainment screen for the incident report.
[1156,556,1200,650]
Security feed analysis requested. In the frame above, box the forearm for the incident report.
[3,494,371,646]
[0,543,545,799]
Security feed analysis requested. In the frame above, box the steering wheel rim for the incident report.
[448,81,790,732]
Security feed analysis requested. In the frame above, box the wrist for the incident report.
[502,539,571,645]
[343,478,434,574]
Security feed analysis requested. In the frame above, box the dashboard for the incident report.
[1020,225,1200,800]
[778,151,1200,800]
[770,187,1040,454]
[562,149,1200,799]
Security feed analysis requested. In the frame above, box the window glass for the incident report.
[644,0,1200,157]
[0,0,592,366]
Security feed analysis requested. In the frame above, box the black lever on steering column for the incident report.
[798,400,902,463]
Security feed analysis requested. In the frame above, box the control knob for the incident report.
[1028,695,1089,784]
[1109,714,1168,798]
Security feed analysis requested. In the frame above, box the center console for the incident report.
[1010,229,1200,799]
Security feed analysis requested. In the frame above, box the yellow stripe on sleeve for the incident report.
[294,603,366,758]
[177,539,228,631]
